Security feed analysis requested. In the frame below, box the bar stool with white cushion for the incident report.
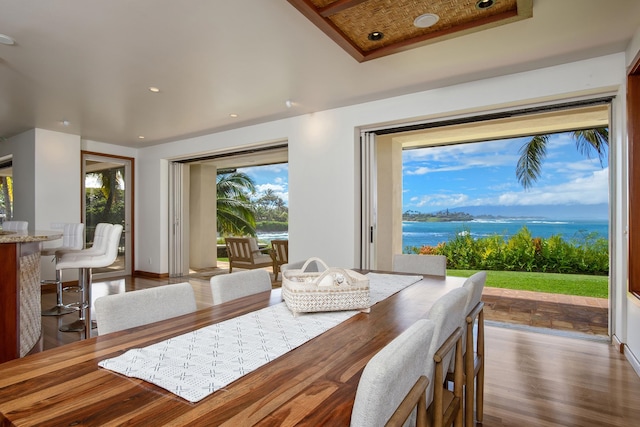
[56,224,122,338]
[94,282,197,335]
[2,220,28,231]
[41,223,85,316]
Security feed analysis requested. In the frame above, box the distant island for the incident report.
[403,209,473,222]
[403,209,547,222]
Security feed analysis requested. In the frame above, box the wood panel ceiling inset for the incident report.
[287,0,533,62]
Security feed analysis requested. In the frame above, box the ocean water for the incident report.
[257,218,609,249]
[402,218,609,249]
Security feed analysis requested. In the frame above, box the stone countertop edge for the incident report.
[0,230,63,243]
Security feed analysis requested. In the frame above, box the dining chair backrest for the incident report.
[424,286,469,427]
[94,282,197,335]
[2,220,28,231]
[463,271,487,316]
[210,269,272,305]
[351,319,435,427]
[461,271,487,427]
[393,254,447,277]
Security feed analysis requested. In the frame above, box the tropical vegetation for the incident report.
[407,225,608,276]
[216,171,257,236]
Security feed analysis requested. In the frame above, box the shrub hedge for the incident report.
[406,226,608,276]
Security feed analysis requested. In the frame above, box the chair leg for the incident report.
[41,268,75,316]
[477,357,484,423]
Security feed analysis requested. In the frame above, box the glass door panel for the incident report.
[82,153,132,277]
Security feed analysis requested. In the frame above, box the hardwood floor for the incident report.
[37,274,640,426]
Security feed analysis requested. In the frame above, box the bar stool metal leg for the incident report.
[59,268,88,333]
[41,268,75,316]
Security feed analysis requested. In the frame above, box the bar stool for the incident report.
[41,223,85,316]
[2,220,28,231]
[57,224,123,338]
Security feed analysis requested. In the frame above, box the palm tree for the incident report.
[516,127,608,189]
[216,171,257,236]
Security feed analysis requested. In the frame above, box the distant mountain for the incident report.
[447,204,608,220]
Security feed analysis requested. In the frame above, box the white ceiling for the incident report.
[0,0,638,148]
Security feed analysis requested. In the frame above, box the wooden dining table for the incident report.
[0,272,466,426]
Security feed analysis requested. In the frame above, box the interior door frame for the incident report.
[81,151,134,277]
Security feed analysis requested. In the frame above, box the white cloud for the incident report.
[494,168,609,206]
[255,183,289,204]
[407,193,470,209]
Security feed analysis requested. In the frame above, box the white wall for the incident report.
[1,129,83,279]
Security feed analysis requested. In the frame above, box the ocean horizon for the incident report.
[402,218,609,249]
[257,218,609,249]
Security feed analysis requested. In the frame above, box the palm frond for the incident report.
[572,127,609,166]
[516,134,549,190]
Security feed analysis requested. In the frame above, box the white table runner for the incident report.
[98,273,422,402]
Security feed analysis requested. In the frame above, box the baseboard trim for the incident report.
[613,334,625,353]
[134,270,169,279]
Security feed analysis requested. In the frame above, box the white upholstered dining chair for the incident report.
[425,286,469,427]
[393,254,447,277]
[351,319,435,427]
[455,271,487,427]
[94,282,197,335]
[210,268,272,305]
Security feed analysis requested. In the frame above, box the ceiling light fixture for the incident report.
[0,34,15,45]
[368,31,384,41]
[413,13,440,28]
[476,0,495,9]
[285,100,293,109]
[229,113,239,118]
[138,135,145,139]
[148,86,160,93]
[61,120,70,126]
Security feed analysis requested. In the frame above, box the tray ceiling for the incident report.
[287,0,533,61]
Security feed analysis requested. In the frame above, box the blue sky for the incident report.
[240,163,289,204]
[238,132,609,216]
[402,132,609,214]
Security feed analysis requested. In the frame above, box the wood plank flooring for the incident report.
[37,274,640,426]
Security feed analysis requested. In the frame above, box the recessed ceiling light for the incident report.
[285,100,293,108]
[476,0,495,9]
[414,13,440,28]
[368,31,384,41]
[61,120,70,126]
[229,113,239,118]
[138,135,145,139]
[0,34,15,45]
[148,87,160,93]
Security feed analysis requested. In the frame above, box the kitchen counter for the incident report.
[0,230,63,364]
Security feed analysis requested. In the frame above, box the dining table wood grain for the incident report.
[0,272,466,426]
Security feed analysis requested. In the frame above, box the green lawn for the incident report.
[448,269,609,299]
